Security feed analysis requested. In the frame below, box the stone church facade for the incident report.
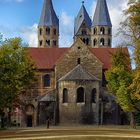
[11,0,129,127]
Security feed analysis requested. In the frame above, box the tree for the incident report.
[0,37,36,128]
[105,47,136,128]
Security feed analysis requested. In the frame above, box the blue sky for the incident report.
[0,0,128,47]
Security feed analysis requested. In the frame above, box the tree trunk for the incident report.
[130,112,136,129]
[0,110,5,128]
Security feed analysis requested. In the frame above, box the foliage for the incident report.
[0,37,36,114]
[105,47,133,112]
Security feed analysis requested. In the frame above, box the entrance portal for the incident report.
[27,115,32,127]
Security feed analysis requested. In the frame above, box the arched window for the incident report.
[93,39,97,46]
[108,28,111,35]
[63,88,68,103]
[53,40,57,46]
[46,40,50,46]
[108,38,111,46]
[40,28,42,35]
[77,87,84,103]
[53,29,56,35]
[39,40,42,46]
[100,38,105,46]
[83,38,86,43]
[43,74,50,87]
[93,28,97,35]
[100,27,105,35]
[86,38,89,45]
[91,88,96,103]
[46,28,50,35]
[81,29,87,35]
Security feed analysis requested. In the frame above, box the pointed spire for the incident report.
[93,0,112,26]
[74,2,92,35]
[39,0,59,29]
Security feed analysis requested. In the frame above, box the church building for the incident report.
[12,0,129,127]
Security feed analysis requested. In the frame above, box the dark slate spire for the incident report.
[93,0,112,26]
[74,2,92,35]
[39,0,59,29]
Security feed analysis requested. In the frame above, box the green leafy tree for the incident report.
[0,37,36,128]
[105,47,136,128]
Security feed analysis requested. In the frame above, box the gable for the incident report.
[55,39,103,80]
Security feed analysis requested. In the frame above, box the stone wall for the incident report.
[55,39,103,81]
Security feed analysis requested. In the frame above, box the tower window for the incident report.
[77,87,85,103]
[108,28,111,35]
[91,88,96,103]
[63,88,68,103]
[100,38,105,46]
[77,58,81,64]
[46,28,50,35]
[93,39,97,46]
[86,38,89,45]
[53,40,57,46]
[81,29,87,35]
[46,40,50,46]
[54,29,56,35]
[108,38,111,46]
[93,28,97,35]
[100,27,105,35]
[83,38,86,43]
[39,40,42,46]
[40,28,42,35]
[43,74,50,87]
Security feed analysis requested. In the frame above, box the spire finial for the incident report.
[82,1,84,5]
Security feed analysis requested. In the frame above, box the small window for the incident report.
[108,38,111,46]
[93,28,97,35]
[46,40,50,46]
[83,38,86,43]
[100,27,105,35]
[108,28,111,35]
[43,74,50,87]
[53,40,57,46]
[39,40,42,46]
[93,39,97,46]
[81,29,87,35]
[91,88,96,103]
[63,88,68,103]
[40,28,42,35]
[78,46,81,49]
[77,87,84,103]
[100,38,105,46]
[77,58,81,64]
[54,29,56,35]
[86,38,89,45]
[46,28,50,35]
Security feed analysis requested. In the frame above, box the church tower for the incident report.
[38,0,59,48]
[74,2,92,46]
[91,0,112,48]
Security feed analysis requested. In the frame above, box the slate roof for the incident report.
[74,4,92,35]
[39,90,56,102]
[93,0,112,26]
[39,0,59,30]
[27,47,129,70]
[59,65,100,81]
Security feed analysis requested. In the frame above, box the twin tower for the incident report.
[38,0,112,48]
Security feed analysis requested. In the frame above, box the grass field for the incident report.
[0,126,140,140]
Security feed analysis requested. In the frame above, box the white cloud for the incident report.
[21,24,38,47]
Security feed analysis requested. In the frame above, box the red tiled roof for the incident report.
[27,47,129,70]
[27,48,68,69]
